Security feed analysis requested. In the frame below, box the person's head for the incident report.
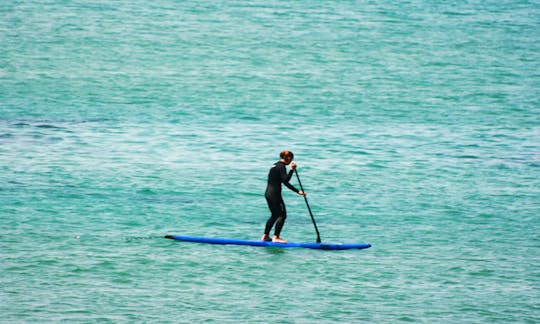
[280,150,294,164]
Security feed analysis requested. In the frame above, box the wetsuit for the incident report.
[264,161,300,237]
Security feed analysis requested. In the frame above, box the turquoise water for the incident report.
[1,0,539,322]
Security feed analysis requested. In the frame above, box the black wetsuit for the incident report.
[264,161,300,237]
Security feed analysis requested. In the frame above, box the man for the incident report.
[261,150,306,243]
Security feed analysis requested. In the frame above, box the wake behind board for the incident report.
[165,235,371,250]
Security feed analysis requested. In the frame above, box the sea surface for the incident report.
[1,0,539,322]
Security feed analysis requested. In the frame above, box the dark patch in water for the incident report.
[36,124,64,130]
[47,136,64,143]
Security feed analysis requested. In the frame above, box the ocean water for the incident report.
[1,0,539,322]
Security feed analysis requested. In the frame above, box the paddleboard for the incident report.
[165,235,371,250]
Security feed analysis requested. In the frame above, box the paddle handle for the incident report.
[294,169,321,243]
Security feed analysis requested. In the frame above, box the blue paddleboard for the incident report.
[165,235,371,250]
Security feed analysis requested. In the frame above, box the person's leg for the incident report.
[262,215,276,240]
[262,197,280,241]
[272,198,288,243]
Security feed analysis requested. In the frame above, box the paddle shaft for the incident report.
[294,169,321,243]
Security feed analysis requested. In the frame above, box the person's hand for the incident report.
[298,191,306,196]
[290,162,297,170]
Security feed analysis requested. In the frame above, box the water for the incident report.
[1,0,539,322]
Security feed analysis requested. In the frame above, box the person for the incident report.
[261,150,306,243]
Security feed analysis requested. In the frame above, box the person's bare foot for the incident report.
[272,236,288,243]
[261,234,272,241]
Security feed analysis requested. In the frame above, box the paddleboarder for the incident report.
[261,150,306,243]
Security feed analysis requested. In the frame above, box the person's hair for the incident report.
[280,150,294,160]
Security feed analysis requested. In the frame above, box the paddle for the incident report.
[294,169,322,243]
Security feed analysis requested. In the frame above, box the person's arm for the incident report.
[279,164,300,193]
